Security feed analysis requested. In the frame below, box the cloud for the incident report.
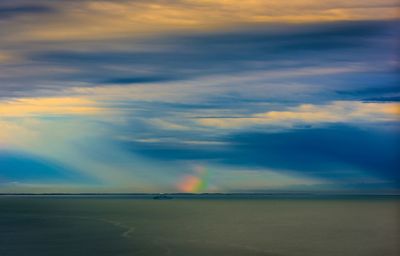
[0,19,397,98]
[0,2,397,118]
[336,85,400,102]
[0,96,103,117]
[102,76,177,84]
[121,124,400,182]
[196,101,400,128]
[224,126,400,181]
[0,4,55,19]
[0,1,398,192]
[209,168,323,191]
[2,0,397,42]
[0,101,184,192]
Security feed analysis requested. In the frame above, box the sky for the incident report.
[0,0,399,193]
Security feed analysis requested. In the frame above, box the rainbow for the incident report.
[177,165,208,193]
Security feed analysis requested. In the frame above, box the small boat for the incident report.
[153,194,173,200]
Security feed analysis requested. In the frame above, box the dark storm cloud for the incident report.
[224,125,400,179]
[102,76,177,84]
[336,84,400,102]
[0,5,55,19]
[363,96,400,102]
[120,124,400,181]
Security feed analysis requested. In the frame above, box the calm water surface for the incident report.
[0,196,399,256]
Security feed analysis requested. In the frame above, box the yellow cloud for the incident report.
[197,101,400,128]
[0,52,11,63]
[0,52,20,64]
[0,97,102,117]
[5,0,398,41]
[148,119,191,131]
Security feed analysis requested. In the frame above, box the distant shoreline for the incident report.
[1,192,399,198]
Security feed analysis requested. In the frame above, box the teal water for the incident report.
[0,196,399,256]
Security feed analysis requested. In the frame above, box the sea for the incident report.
[0,194,399,256]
